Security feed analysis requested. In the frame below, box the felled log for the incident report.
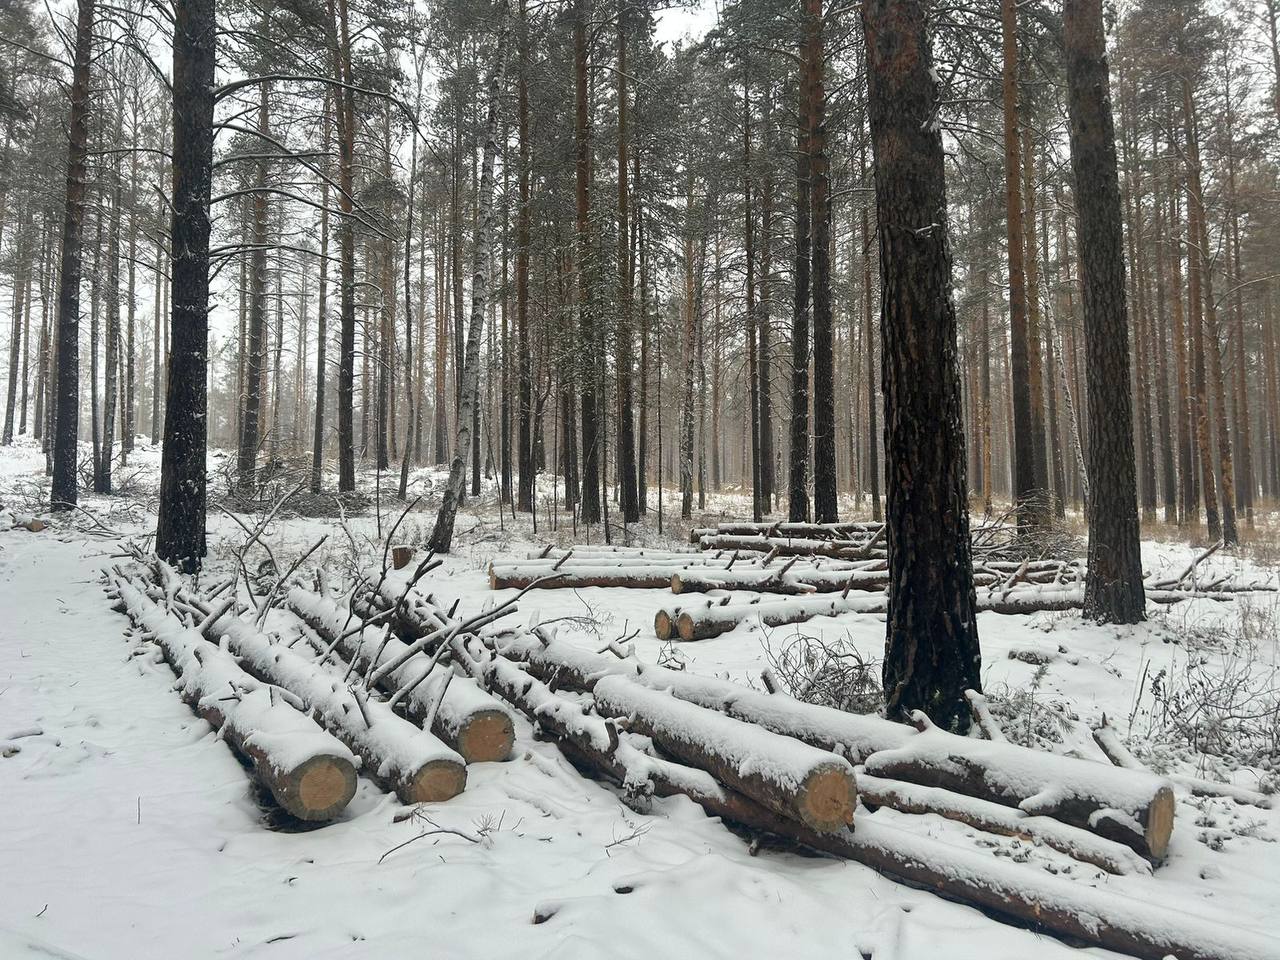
[109,575,358,821]
[696,534,885,560]
[602,662,1175,859]
[689,520,883,543]
[855,772,1151,875]
[489,563,678,591]
[658,593,889,641]
[670,564,888,596]
[592,675,857,832]
[1093,722,1273,810]
[286,587,515,764]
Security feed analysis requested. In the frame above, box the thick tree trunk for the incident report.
[1065,0,1146,623]
[156,0,215,571]
[863,0,981,731]
[311,92,331,494]
[50,0,95,511]
[516,0,534,514]
[615,1,639,524]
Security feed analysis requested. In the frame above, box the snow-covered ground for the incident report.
[2,439,1278,959]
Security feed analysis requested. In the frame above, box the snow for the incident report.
[1,439,1278,958]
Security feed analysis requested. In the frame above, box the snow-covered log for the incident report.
[856,772,1151,875]
[591,675,857,832]
[657,592,889,641]
[109,576,358,821]
[695,534,886,560]
[489,564,679,591]
[798,815,1277,960]
[285,587,514,764]
[515,648,1176,859]
[689,520,883,543]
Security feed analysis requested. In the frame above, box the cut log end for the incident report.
[406,760,467,803]
[654,609,674,641]
[670,574,686,594]
[391,546,414,570]
[1144,785,1175,861]
[456,710,515,763]
[797,764,858,833]
[279,754,358,822]
[676,612,697,642]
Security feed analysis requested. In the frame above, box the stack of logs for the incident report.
[487,521,1274,642]
[377,564,1273,960]
[104,557,516,823]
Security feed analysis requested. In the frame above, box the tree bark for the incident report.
[156,0,216,571]
[1065,0,1146,623]
[50,0,95,511]
[863,0,981,731]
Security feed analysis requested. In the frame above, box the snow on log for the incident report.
[670,564,886,596]
[695,534,886,560]
[689,521,883,543]
[110,577,358,821]
[591,675,857,832]
[489,563,678,591]
[608,663,1175,858]
[804,815,1279,960]
[855,772,1151,875]
[192,598,466,804]
[285,588,515,764]
[664,593,889,641]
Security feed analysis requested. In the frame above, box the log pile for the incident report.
[106,572,359,821]
[449,623,1277,960]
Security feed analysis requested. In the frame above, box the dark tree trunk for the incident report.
[50,0,96,511]
[575,0,601,526]
[863,0,981,732]
[808,0,838,523]
[788,34,812,524]
[1064,0,1145,624]
[331,0,357,492]
[156,0,216,571]
[615,0,639,524]
[516,0,534,514]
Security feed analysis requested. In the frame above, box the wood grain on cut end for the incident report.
[654,609,674,641]
[670,574,686,594]
[1144,785,1175,861]
[457,710,515,763]
[797,764,858,833]
[283,754,358,821]
[676,612,697,642]
[407,760,467,803]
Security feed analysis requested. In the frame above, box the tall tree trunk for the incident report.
[330,0,357,492]
[516,0,534,514]
[743,76,762,522]
[788,31,813,523]
[311,91,331,493]
[575,0,601,525]
[864,0,980,732]
[156,0,215,570]
[808,0,837,523]
[615,0,638,524]
[428,24,507,553]
[50,0,96,511]
[1065,0,1145,623]
[860,132,881,521]
[237,81,271,492]
[1001,0,1043,527]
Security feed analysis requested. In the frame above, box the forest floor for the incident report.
[1,438,1278,960]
